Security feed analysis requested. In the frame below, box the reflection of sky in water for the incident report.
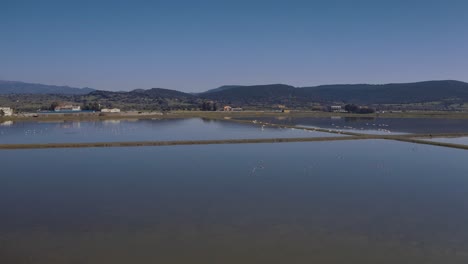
[0,140,468,263]
[425,137,468,146]
[300,117,404,135]
[0,121,13,126]
[240,117,468,135]
[0,118,341,144]
[298,124,405,135]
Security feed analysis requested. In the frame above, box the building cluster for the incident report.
[0,107,13,116]
[331,105,346,113]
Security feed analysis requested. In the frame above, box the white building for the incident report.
[331,105,341,111]
[331,106,346,113]
[0,107,13,116]
[101,108,121,113]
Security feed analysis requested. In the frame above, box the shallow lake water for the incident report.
[424,136,468,146]
[0,118,336,144]
[1,140,468,263]
[239,116,468,134]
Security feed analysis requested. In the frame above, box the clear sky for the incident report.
[1,0,467,92]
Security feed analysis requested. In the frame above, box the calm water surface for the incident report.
[239,116,468,134]
[1,140,468,263]
[0,118,334,144]
[425,137,468,146]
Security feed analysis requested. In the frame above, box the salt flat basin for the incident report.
[1,140,468,263]
[0,118,342,144]
[238,116,468,135]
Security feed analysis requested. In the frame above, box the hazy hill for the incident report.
[0,80,95,95]
[130,88,195,98]
[201,85,244,94]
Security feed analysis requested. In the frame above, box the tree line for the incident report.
[344,104,375,114]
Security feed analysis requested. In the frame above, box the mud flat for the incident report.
[0,136,362,150]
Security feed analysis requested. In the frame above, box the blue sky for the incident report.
[1,0,467,91]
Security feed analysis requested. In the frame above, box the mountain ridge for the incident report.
[2,80,468,111]
[201,85,245,94]
[201,80,468,105]
[0,80,95,95]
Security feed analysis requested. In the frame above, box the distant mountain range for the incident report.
[1,80,468,111]
[200,80,468,105]
[0,80,95,95]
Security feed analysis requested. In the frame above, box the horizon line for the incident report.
[1,79,466,92]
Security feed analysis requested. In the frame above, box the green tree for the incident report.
[358,107,375,114]
[344,104,359,113]
[90,102,101,111]
[82,102,101,111]
[201,101,209,111]
[0,110,4,117]
[50,101,60,111]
